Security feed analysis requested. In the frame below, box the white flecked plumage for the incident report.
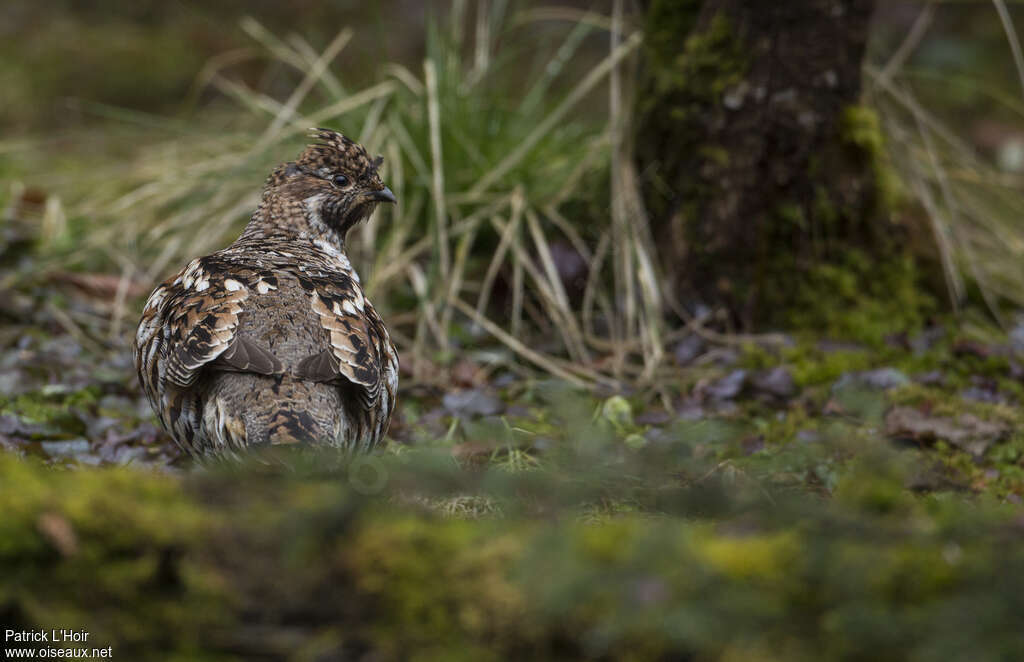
[133,129,399,457]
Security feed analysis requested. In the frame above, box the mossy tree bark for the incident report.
[636,0,904,328]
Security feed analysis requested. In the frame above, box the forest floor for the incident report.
[4,226,1024,504]
[4,2,1022,507]
[6,181,1024,660]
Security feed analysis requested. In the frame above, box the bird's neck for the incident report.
[236,191,348,254]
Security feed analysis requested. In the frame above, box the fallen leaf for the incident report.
[952,339,992,359]
[885,406,1009,457]
[452,441,496,468]
[451,358,483,387]
[37,512,78,557]
[822,398,846,416]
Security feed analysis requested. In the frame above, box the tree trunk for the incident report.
[636,0,899,328]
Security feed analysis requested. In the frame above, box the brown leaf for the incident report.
[37,512,78,557]
[952,339,992,359]
[399,354,438,379]
[19,187,48,207]
[822,398,846,416]
[885,406,1009,457]
[741,435,765,456]
[451,358,483,387]
[452,441,497,468]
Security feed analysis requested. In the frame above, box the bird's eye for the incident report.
[332,174,350,187]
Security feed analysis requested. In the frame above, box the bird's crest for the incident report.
[300,128,383,181]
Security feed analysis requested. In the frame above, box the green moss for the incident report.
[4,451,1024,659]
[889,384,1019,428]
[885,383,1024,498]
[783,252,936,345]
[698,144,731,167]
[739,341,873,388]
[776,202,809,232]
[754,105,925,334]
[694,530,801,584]
[636,5,935,329]
[989,434,1024,466]
[643,0,701,72]
[812,185,841,228]
[792,348,874,386]
[840,105,902,213]
[0,386,104,439]
[0,455,225,660]
[350,517,525,660]
[3,397,79,438]
[670,14,747,101]
[758,405,813,447]
[637,10,749,225]
[834,456,916,515]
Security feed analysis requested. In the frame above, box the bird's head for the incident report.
[264,128,396,238]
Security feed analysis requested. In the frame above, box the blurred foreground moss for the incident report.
[2,445,1023,662]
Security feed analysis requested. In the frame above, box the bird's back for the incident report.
[196,269,355,449]
[135,243,398,456]
[134,128,399,458]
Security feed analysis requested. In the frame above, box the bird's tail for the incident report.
[201,374,341,452]
[265,407,323,446]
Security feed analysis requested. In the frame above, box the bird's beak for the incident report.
[369,186,397,204]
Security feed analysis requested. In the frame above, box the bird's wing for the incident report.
[294,274,390,410]
[135,257,283,410]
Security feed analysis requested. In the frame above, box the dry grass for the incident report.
[869,1,1024,327]
[6,4,667,389]
[7,2,1024,389]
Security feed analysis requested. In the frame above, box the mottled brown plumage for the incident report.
[134,129,399,457]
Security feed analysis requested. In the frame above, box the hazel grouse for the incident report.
[134,129,399,457]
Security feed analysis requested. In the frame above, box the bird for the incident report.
[133,128,399,457]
